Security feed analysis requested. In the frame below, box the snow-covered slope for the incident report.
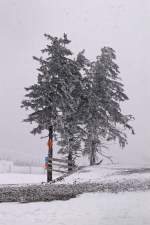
[58,164,150,184]
[1,164,150,185]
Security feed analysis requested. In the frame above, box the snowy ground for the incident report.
[0,173,46,184]
[0,165,150,224]
[0,191,150,225]
[1,164,150,185]
[58,164,150,185]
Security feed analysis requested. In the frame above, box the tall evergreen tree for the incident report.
[21,34,83,179]
[82,47,134,165]
[57,51,89,170]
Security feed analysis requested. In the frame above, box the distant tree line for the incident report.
[21,34,134,170]
[0,156,41,167]
[13,159,41,167]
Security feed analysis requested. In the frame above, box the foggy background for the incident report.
[0,0,149,165]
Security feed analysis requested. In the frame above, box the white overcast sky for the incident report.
[0,0,150,164]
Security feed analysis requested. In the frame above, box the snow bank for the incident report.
[0,177,150,202]
[58,165,150,184]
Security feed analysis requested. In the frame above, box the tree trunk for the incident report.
[68,137,73,172]
[90,140,96,166]
[47,126,53,182]
[68,151,73,172]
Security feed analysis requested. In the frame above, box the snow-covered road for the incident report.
[0,191,150,225]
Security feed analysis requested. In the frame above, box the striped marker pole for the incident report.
[47,126,53,182]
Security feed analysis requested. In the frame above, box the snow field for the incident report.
[0,191,150,225]
[0,173,46,185]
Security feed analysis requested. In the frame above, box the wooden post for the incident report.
[47,126,53,182]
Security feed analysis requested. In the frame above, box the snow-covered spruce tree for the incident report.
[21,34,83,179]
[71,51,104,165]
[57,51,88,171]
[78,65,108,165]
[82,47,134,165]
